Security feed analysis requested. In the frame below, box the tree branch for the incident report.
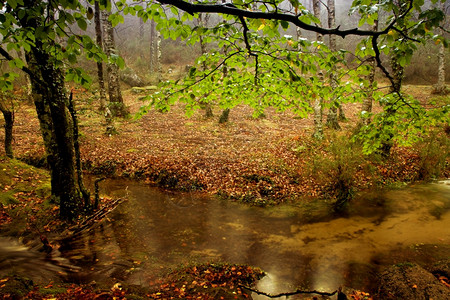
[157,0,377,38]
[0,46,36,81]
[163,50,243,98]
[238,284,338,298]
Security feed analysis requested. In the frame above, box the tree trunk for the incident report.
[25,48,82,220]
[0,97,14,159]
[436,39,446,92]
[139,17,144,59]
[13,1,83,219]
[102,9,127,118]
[312,0,323,139]
[362,20,378,125]
[94,1,107,112]
[156,30,162,82]
[434,1,446,94]
[219,108,230,124]
[325,0,340,130]
[150,20,155,73]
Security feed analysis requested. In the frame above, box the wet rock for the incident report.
[378,263,450,299]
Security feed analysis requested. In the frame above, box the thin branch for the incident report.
[237,13,259,85]
[163,50,243,97]
[0,46,46,89]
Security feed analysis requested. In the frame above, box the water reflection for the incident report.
[38,180,450,293]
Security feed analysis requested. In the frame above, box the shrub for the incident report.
[309,134,367,212]
[414,130,449,181]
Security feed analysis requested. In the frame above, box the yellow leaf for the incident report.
[258,24,265,31]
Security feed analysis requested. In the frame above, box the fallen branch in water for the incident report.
[238,284,339,298]
[59,198,125,240]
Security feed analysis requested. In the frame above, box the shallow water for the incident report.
[2,180,450,296]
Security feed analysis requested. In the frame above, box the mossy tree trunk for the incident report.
[25,47,82,220]
[13,1,83,219]
[0,97,14,159]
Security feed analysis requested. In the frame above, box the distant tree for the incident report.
[312,0,324,139]
[150,20,156,72]
[325,0,341,130]
[94,1,107,112]
[102,9,127,118]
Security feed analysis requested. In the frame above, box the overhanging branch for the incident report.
[157,0,378,38]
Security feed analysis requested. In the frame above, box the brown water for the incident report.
[1,180,449,296]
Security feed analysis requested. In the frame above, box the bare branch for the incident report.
[238,284,338,298]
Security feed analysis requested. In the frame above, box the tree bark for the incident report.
[436,39,446,92]
[312,0,323,139]
[0,97,14,159]
[94,1,107,112]
[150,20,156,73]
[102,9,127,117]
[219,108,230,124]
[25,48,82,219]
[12,1,83,219]
[325,0,340,130]
[156,30,162,82]
[68,91,91,209]
[434,1,446,94]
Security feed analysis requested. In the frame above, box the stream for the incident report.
[1,179,449,297]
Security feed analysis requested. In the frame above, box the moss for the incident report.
[38,286,68,295]
[36,183,51,198]
[0,275,34,299]
[0,191,18,205]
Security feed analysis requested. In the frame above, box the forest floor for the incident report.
[6,83,450,206]
[0,83,449,299]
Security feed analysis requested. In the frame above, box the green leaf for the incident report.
[77,18,87,31]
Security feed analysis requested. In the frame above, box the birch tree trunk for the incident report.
[102,9,127,118]
[436,40,446,92]
[150,20,155,73]
[94,1,107,112]
[139,17,144,60]
[156,30,162,82]
[434,2,447,94]
[312,0,323,139]
[325,0,340,130]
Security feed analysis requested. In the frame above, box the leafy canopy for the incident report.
[0,0,448,154]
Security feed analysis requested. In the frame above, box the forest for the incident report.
[0,0,449,299]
